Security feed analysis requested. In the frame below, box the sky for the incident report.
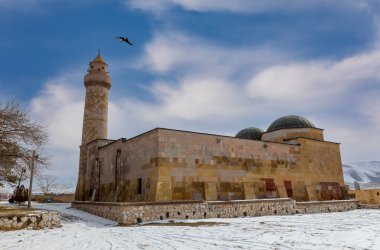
[1,0,380,188]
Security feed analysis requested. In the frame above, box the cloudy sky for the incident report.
[1,0,380,187]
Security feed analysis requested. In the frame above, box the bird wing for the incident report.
[126,40,133,46]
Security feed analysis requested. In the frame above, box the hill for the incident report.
[343,161,380,189]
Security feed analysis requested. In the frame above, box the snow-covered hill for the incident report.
[343,161,380,189]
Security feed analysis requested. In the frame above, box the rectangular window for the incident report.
[137,178,142,194]
[263,178,276,192]
[284,180,293,197]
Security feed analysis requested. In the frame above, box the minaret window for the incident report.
[138,178,142,194]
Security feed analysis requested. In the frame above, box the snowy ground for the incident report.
[0,202,380,250]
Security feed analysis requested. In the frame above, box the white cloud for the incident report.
[141,31,291,75]
[357,91,380,130]
[31,71,84,151]
[246,50,380,107]
[324,120,380,162]
[29,71,84,186]
[136,30,295,121]
[150,76,246,120]
[128,0,373,14]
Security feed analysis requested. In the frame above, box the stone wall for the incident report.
[295,200,359,214]
[261,127,324,143]
[360,204,380,209]
[33,193,75,203]
[154,129,344,202]
[72,199,358,226]
[348,189,380,205]
[97,130,160,202]
[0,210,61,231]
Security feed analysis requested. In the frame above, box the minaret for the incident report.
[75,53,111,201]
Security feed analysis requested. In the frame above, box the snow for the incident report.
[343,161,380,188]
[1,202,380,249]
[0,183,14,194]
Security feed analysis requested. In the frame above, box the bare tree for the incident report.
[0,100,49,186]
[36,175,57,194]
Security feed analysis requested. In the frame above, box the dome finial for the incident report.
[91,49,106,64]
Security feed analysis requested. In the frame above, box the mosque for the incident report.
[75,54,347,203]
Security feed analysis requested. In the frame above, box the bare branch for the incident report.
[0,100,50,186]
[36,175,57,194]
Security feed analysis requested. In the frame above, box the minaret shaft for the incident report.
[81,85,109,144]
[75,54,111,201]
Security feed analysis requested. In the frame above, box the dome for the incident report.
[235,127,264,140]
[267,115,316,132]
[92,54,107,64]
[87,53,109,74]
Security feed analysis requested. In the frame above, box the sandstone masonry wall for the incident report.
[0,210,61,231]
[72,199,358,225]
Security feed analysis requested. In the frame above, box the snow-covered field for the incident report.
[1,203,380,249]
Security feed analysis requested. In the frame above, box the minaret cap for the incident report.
[84,51,111,89]
[87,51,109,74]
[92,53,107,65]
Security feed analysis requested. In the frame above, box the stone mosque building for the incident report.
[75,54,347,203]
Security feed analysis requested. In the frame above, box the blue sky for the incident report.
[1,0,380,187]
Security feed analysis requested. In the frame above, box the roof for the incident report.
[95,127,302,151]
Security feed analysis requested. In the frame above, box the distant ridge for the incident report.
[343,161,380,189]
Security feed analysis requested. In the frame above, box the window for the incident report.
[263,178,276,192]
[137,178,142,194]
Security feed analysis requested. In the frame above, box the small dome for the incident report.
[92,54,107,64]
[88,53,108,74]
[235,127,264,140]
[267,115,315,132]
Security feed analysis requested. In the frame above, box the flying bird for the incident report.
[116,36,133,46]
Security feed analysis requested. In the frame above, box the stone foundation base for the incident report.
[0,211,61,231]
[72,199,359,225]
[360,204,380,209]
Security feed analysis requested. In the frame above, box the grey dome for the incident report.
[235,127,264,140]
[267,115,315,132]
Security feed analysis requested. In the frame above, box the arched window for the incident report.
[115,149,121,192]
